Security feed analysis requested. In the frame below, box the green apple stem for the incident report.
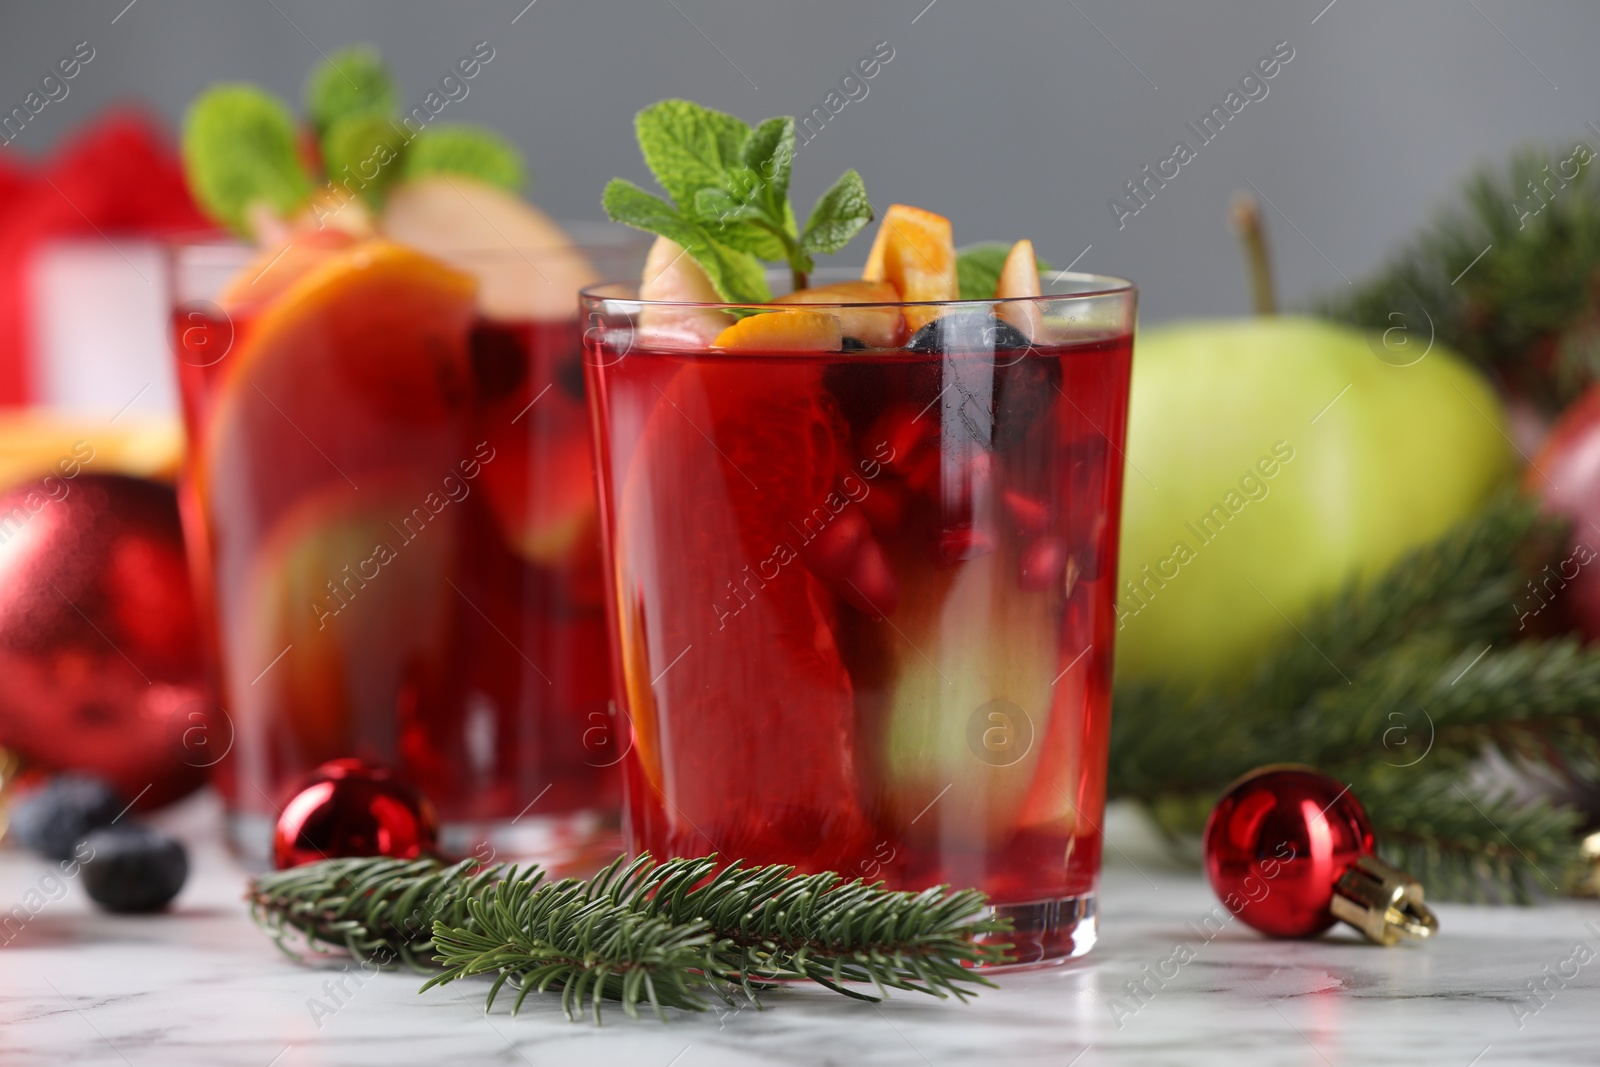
[1231,191,1277,317]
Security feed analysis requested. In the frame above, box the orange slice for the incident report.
[995,239,1043,341]
[712,309,842,352]
[861,204,956,331]
[216,228,358,314]
[775,279,904,348]
[197,241,477,542]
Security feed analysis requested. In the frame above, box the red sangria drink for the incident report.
[169,179,644,866]
[584,205,1135,963]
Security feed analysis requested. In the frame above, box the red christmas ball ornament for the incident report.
[1527,386,1600,639]
[0,473,208,808]
[1203,765,1438,945]
[273,758,438,869]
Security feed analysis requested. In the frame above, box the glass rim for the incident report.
[580,269,1135,311]
[163,220,652,261]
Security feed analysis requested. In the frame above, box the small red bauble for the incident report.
[272,758,438,869]
[1203,765,1373,938]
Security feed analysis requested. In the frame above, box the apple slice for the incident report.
[875,546,1062,850]
[380,174,598,322]
[637,236,731,347]
[995,239,1043,341]
[223,479,457,768]
[861,204,956,331]
[712,309,842,352]
[775,279,904,348]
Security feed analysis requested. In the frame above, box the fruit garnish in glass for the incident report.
[170,48,642,868]
[584,100,1135,963]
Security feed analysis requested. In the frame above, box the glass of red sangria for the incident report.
[168,184,646,868]
[582,216,1135,964]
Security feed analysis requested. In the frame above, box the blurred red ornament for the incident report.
[1202,765,1437,945]
[0,473,208,808]
[273,758,438,869]
[1528,385,1600,640]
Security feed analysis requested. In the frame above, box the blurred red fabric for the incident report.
[0,110,212,406]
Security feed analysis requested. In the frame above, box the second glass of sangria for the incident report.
[171,175,645,867]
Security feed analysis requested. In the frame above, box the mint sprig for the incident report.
[603,99,874,301]
[185,46,531,235]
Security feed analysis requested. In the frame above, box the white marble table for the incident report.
[3,794,1597,1067]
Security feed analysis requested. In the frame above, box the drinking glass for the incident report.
[169,229,645,868]
[581,270,1135,963]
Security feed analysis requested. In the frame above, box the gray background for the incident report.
[1,0,1595,324]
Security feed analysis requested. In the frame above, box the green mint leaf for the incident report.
[694,188,790,261]
[322,114,408,206]
[404,124,526,191]
[305,44,398,134]
[733,116,794,223]
[603,178,688,237]
[183,85,313,234]
[603,178,770,303]
[956,242,1055,300]
[799,169,872,256]
[693,187,762,224]
[634,99,750,211]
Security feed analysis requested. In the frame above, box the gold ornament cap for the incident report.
[1329,853,1439,945]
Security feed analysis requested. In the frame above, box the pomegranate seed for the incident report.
[1019,535,1069,591]
[867,402,937,478]
[843,539,898,617]
[801,505,869,580]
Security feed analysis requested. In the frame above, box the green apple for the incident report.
[1115,316,1513,687]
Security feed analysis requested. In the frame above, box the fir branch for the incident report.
[1351,766,1584,904]
[248,854,1009,1024]
[248,856,526,972]
[1296,638,1600,775]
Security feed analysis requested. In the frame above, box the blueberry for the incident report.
[840,336,870,352]
[80,827,188,914]
[906,313,1031,355]
[8,775,123,860]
